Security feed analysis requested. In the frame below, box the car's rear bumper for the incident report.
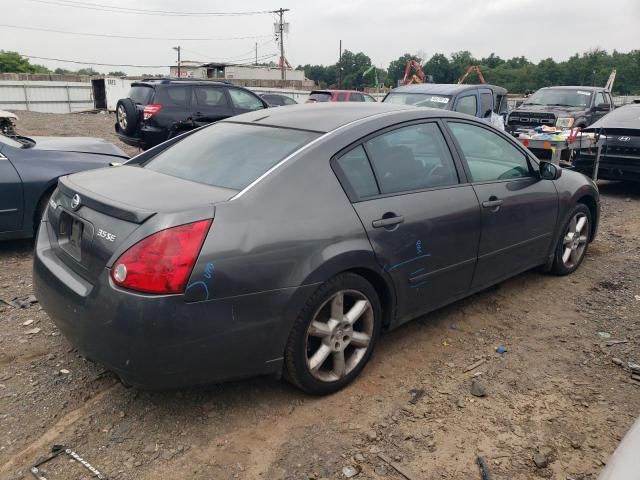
[33,220,310,389]
[114,124,168,150]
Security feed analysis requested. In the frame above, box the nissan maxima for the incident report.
[34,103,600,395]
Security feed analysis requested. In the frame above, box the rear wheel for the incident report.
[550,204,591,275]
[116,99,138,135]
[285,273,382,395]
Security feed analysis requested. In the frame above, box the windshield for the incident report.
[383,92,451,109]
[524,89,592,108]
[129,85,154,105]
[0,134,24,148]
[307,92,332,102]
[144,122,321,190]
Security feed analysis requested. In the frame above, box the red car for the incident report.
[306,89,377,103]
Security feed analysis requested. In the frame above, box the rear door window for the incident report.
[128,86,154,105]
[594,91,606,107]
[364,94,377,102]
[335,145,379,199]
[337,92,347,101]
[144,123,320,190]
[228,88,265,112]
[156,86,190,108]
[455,95,478,116]
[365,122,459,194]
[480,91,493,117]
[192,87,229,107]
[308,92,331,102]
[349,93,364,102]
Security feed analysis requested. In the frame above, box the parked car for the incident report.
[0,133,127,240]
[382,83,508,120]
[598,416,640,480]
[306,90,377,103]
[260,93,297,107]
[574,102,640,182]
[34,103,600,394]
[115,79,269,150]
[507,86,613,131]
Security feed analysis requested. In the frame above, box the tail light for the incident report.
[111,219,212,294]
[143,103,163,120]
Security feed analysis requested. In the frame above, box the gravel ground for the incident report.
[0,112,639,480]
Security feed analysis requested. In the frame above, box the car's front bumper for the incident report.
[33,221,311,389]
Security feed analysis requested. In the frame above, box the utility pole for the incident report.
[339,40,342,89]
[255,42,258,66]
[272,8,290,81]
[172,46,181,77]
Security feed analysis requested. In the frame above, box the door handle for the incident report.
[482,196,503,209]
[372,215,404,228]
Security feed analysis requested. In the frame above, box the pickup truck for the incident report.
[507,86,613,131]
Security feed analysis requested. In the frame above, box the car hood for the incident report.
[514,104,586,115]
[29,136,128,158]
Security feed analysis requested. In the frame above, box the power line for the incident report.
[0,23,273,42]
[181,40,274,64]
[24,0,273,16]
[21,53,279,69]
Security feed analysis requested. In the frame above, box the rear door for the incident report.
[152,84,191,129]
[0,150,23,232]
[191,86,234,126]
[334,121,481,323]
[445,120,558,290]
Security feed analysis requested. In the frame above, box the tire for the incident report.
[550,204,592,275]
[284,273,382,395]
[116,98,138,135]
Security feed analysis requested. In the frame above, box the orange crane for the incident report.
[402,60,426,85]
[457,65,486,84]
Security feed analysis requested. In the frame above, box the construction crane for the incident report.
[402,60,427,85]
[604,69,616,92]
[362,65,379,86]
[457,65,486,84]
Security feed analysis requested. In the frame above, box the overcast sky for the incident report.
[2,0,639,75]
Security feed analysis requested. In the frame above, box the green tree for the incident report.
[423,53,452,83]
[0,51,49,73]
[76,67,100,76]
[107,71,127,77]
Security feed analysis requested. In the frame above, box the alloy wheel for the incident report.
[562,212,589,268]
[117,105,127,129]
[305,289,374,383]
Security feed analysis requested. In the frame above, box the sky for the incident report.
[1,0,639,75]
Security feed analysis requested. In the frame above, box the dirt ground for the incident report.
[1,112,639,480]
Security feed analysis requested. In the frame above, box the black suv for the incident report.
[115,79,269,150]
[507,86,613,132]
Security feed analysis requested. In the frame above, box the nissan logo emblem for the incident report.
[618,136,631,142]
[71,194,81,210]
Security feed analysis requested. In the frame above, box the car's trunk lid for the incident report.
[29,136,128,158]
[48,165,236,282]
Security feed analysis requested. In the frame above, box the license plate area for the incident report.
[58,211,86,261]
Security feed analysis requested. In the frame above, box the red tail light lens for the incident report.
[143,103,163,120]
[111,219,212,294]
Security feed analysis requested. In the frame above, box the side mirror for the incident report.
[595,103,611,112]
[539,161,562,180]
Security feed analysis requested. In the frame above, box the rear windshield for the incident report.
[383,92,451,109]
[129,85,154,105]
[308,92,332,102]
[144,123,321,190]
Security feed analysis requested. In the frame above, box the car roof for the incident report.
[310,89,365,94]
[132,79,232,87]
[587,103,640,130]
[390,83,507,95]
[541,86,605,91]
[223,102,459,133]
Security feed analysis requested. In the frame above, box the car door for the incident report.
[0,149,24,233]
[445,120,559,290]
[191,86,234,126]
[349,92,365,102]
[228,88,267,114]
[479,88,494,119]
[453,90,480,117]
[333,121,481,323]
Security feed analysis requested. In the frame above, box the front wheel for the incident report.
[550,204,591,275]
[285,273,382,395]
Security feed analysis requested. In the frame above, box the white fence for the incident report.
[0,80,94,113]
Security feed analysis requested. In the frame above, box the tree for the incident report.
[0,51,49,73]
[423,53,452,83]
[107,71,126,77]
[76,67,100,76]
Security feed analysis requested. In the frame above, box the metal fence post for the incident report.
[65,85,72,113]
[22,83,30,111]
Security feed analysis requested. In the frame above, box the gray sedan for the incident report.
[33,103,600,394]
